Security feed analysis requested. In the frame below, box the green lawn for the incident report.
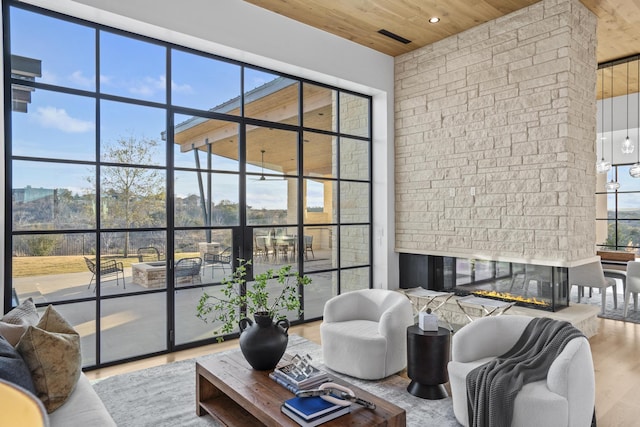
[12,253,200,277]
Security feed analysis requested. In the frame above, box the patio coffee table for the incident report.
[196,351,406,426]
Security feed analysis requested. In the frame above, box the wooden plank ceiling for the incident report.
[244,0,640,98]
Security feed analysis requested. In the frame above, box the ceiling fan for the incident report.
[252,149,285,181]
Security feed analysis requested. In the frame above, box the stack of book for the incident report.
[270,354,330,393]
[281,396,350,427]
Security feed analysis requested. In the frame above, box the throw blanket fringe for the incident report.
[466,317,584,427]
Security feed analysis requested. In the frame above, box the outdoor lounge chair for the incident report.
[175,257,202,284]
[137,246,161,262]
[84,257,125,292]
[203,247,232,277]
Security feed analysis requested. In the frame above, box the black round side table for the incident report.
[406,325,451,399]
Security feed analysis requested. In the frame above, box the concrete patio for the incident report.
[12,251,349,367]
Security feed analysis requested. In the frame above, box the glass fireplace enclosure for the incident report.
[399,254,570,312]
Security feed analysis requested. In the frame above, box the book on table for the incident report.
[273,354,330,389]
[281,396,350,427]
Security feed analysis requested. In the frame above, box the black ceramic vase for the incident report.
[238,313,289,370]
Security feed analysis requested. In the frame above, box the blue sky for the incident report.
[10,6,324,210]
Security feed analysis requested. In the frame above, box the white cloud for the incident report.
[69,70,94,88]
[40,70,59,85]
[171,78,193,94]
[100,74,113,85]
[129,75,165,97]
[32,106,94,133]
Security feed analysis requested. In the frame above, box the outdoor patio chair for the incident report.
[254,236,269,261]
[175,257,202,284]
[203,247,232,278]
[137,246,161,262]
[304,235,314,260]
[84,257,125,292]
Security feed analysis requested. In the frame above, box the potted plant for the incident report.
[196,259,311,370]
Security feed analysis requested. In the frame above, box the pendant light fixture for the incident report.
[622,61,635,154]
[606,65,621,191]
[631,58,640,178]
[597,67,611,174]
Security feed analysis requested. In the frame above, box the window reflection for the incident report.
[340,225,369,268]
[340,182,369,223]
[339,92,369,138]
[340,137,369,180]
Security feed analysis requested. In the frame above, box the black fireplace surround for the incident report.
[399,253,569,312]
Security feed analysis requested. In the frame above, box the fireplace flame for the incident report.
[472,290,550,307]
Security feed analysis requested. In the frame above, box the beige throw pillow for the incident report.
[17,305,81,413]
[0,298,38,346]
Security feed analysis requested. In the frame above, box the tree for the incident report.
[89,135,165,257]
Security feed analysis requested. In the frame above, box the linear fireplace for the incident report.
[399,254,570,312]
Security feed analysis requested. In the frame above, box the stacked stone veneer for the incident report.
[395,0,597,265]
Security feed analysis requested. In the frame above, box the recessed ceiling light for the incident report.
[429,17,440,24]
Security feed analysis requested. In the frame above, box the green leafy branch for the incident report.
[196,259,311,341]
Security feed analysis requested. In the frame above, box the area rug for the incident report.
[93,334,458,426]
[569,285,640,323]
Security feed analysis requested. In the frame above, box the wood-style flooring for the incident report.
[85,318,639,426]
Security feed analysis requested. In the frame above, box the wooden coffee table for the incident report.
[196,351,406,426]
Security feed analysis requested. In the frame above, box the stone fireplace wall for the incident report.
[394,0,597,266]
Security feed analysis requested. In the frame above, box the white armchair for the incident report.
[320,289,414,380]
[447,315,595,427]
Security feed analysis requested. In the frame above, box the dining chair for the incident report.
[304,235,314,260]
[624,261,640,318]
[568,260,617,315]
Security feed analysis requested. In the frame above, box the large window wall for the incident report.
[3,2,372,368]
[596,58,640,253]
[596,166,640,252]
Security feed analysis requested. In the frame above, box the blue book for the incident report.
[282,396,348,420]
[281,396,350,427]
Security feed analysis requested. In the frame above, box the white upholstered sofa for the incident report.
[0,298,115,427]
[48,373,115,427]
[447,315,595,427]
[320,289,414,380]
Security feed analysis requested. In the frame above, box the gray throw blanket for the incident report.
[466,317,584,427]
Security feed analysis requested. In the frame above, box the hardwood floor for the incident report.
[85,318,638,426]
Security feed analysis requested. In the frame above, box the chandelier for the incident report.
[605,65,620,191]
[631,58,640,178]
[622,61,635,154]
[596,67,611,174]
